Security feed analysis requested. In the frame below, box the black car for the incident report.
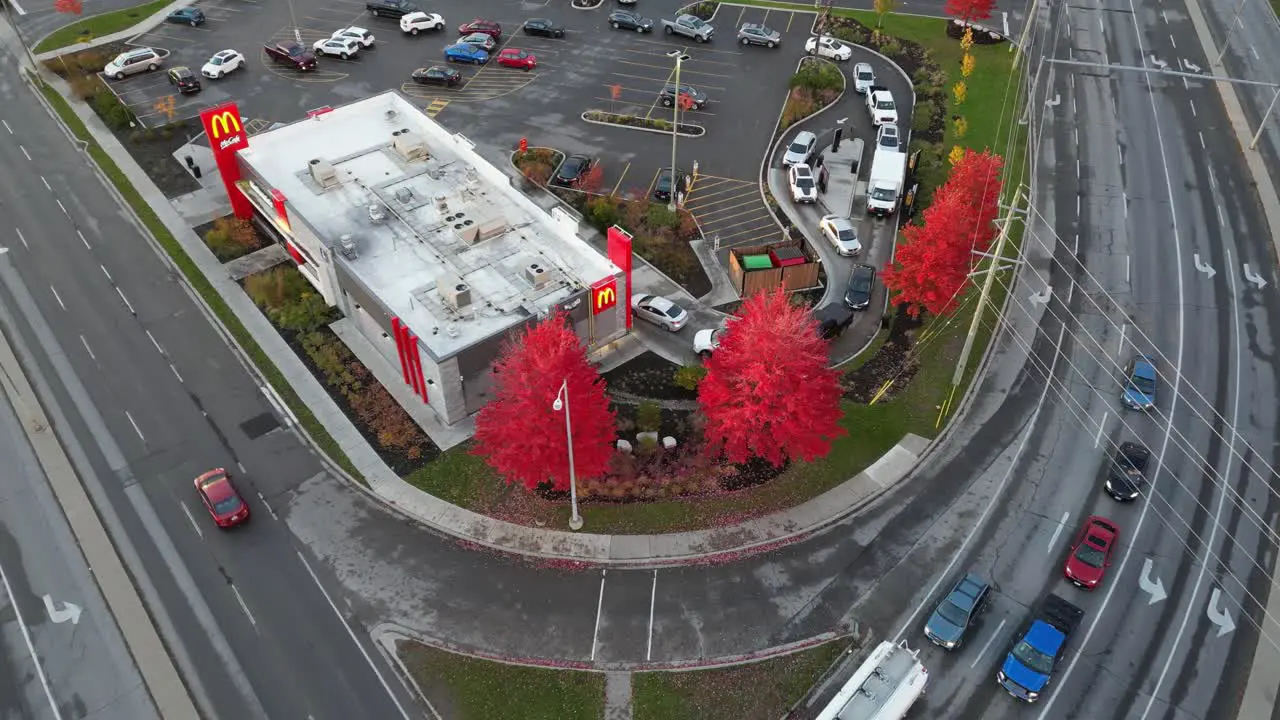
[660,83,708,109]
[844,264,876,310]
[366,0,418,18]
[554,155,596,187]
[167,66,201,93]
[652,167,687,202]
[411,65,461,87]
[523,18,565,38]
[608,10,654,32]
[1105,441,1150,501]
[166,7,204,25]
[924,572,991,649]
[814,304,854,340]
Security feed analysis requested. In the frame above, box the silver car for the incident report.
[853,62,876,94]
[819,214,862,256]
[738,22,780,47]
[783,130,817,166]
[103,47,162,80]
[631,294,689,332]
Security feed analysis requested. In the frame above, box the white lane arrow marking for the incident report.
[43,595,82,625]
[1207,588,1236,638]
[1193,254,1216,279]
[1150,55,1169,69]
[1243,263,1268,290]
[1138,558,1167,605]
[1030,286,1053,304]
[1045,94,1061,107]
[1182,59,1202,72]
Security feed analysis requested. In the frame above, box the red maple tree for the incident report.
[698,289,845,467]
[881,149,1004,318]
[54,0,83,14]
[945,0,995,22]
[472,313,616,492]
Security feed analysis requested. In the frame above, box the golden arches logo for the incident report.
[208,111,242,139]
[591,279,617,315]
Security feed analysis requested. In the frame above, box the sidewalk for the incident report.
[21,41,946,566]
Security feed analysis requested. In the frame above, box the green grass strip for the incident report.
[34,0,171,54]
[37,80,363,483]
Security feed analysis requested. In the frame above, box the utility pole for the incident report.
[1252,87,1280,149]
[951,186,1024,388]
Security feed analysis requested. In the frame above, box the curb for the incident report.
[33,0,193,59]
[581,110,706,137]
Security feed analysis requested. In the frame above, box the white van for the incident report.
[815,640,927,720]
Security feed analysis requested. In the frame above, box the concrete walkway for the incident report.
[15,21,944,565]
[604,672,633,720]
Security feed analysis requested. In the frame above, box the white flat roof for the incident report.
[237,92,617,359]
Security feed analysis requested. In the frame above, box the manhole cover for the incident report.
[240,412,280,439]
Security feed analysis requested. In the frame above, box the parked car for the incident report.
[737,23,780,47]
[167,66,201,93]
[609,10,654,32]
[1064,516,1119,589]
[553,154,596,187]
[819,215,862,257]
[314,37,361,59]
[201,49,244,79]
[103,47,162,80]
[652,167,687,202]
[400,11,445,34]
[264,41,317,70]
[853,62,876,93]
[924,573,991,649]
[365,0,418,19]
[1122,354,1157,410]
[496,48,536,70]
[789,164,817,203]
[332,26,375,47]
[844,264,877,310]
[695,328,724,357]
[194,468,249,528]
[877,123,900,151]
[443,43,489,64]
[631,294,689,331]
[459,31,497,51]
[166,7,204,25]
[458,18,502,39]
[411,65,461,87]
[805,35,851,61]
[815,304,855,340]
[783,130,817,166]
[660,83,707,109]
[1105,441,1150,501]
[524,17,565,38]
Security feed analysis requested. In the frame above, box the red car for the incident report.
[194,468,250,528]
[496,48,537,70]
[1063,515,1118,588]
[458,19,502,39]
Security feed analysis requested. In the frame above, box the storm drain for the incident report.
[240,412,281,440]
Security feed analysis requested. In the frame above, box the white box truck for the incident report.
[815,640,927,720]
[867,148,907,218]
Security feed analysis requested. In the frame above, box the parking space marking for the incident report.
[424,99,449,118]
[630,37,747,58]
[243,118,275,135]
[611,163,630,196]
[683,176,781,248]
[613,60,733,83]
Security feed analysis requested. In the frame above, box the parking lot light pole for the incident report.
[666,50,691,212]
[553,379,584,531]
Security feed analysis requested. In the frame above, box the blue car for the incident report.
[166,7,205,25]
[1121,354,1157,410]
[997,594,1083,703]
[444,43,488,65]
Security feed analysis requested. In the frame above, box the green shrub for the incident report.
[912,99,939,133]
[636,401,662,434]
[673,364,707,391]
[585,197,623,231]
[879,38,903,57]
[90,88,133,131]
[272,291,335,334]
[243,266,313,310]
[790,61,844,93]
[645,203,679,230]
[203,217,264,262]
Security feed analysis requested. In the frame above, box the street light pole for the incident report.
[553,380,583,531]
[666,50,690,212]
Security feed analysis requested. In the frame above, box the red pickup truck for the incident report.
[263,41,317,70]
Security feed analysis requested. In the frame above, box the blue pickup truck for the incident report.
[997,594,1084,702]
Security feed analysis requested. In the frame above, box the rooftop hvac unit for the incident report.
[525,263,549,288]
[435,195,448,212]
[309,158,339,188]
[438,274,472,310]
[395,187,414,204]
[393,130,428,160]
[477,217,508,241]
[338,234,359,259]
[368,203,387,224]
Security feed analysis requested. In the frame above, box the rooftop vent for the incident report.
[477,216,509,242]
[309,158,339,189]
[385,109,397,122]
[525,263,549,288]
[455,224,480,245]
[438,274,472,310]
[393,130,428,160]
[338,234,359,259]
[395,187,414,204]
[435,195,448,212]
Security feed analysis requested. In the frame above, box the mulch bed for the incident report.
[602,351,699,402]
[841,307,925,402]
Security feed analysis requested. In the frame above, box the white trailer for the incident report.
[815,640,927,720]
[866,148,907,218]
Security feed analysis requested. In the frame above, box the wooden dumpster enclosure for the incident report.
[728,239,822,296]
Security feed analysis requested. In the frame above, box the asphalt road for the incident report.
[0,388,158,720]
[0,50,414,720]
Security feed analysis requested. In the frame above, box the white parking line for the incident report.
[1047,512,1070,552]
[970,618,1008,669]
[591,570,607,661]
[231,586,258,629]
[179,502,204,539]
[646,570,658,661]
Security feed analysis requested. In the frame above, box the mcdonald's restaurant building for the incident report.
[198,93,632,440]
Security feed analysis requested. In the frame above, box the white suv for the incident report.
[789,164,818,203]
[104,47,162,80]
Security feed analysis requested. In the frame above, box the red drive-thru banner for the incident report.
[607,225,634,329]
[199,102,253,219]
[390,317,428,403]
